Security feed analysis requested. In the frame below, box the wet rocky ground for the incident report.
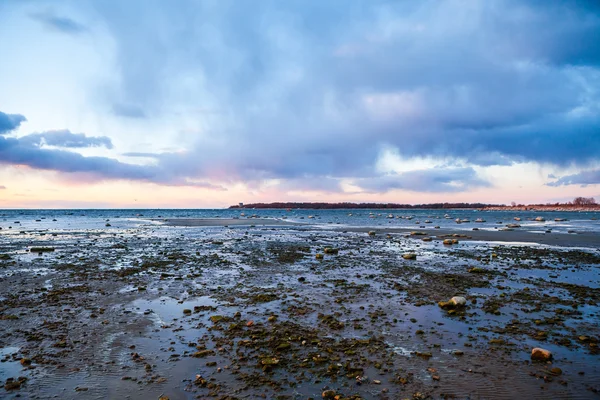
[0,222,599,399]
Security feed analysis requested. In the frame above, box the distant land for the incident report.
[229,202,501,209]
[230,198,599,211]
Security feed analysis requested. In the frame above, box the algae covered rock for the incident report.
[438,296,467,309]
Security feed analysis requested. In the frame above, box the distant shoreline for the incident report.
[229,202,500,210]
[482,205,600,212]
[229,202,600,212]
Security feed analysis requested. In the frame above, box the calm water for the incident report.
[0,208,599,234]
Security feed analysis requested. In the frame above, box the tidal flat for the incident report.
[0,219,599,399]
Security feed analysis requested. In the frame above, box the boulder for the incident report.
[438,296,467,309]
[531,347,552,361]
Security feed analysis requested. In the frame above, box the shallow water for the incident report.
[0,212,598,399]
[1,208,600,234]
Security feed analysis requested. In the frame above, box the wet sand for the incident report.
[158,218,600,248]
[159,217,301,227]
[342,227,600,249]
[0,221,598,399]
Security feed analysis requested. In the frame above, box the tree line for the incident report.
[229,202,502,210]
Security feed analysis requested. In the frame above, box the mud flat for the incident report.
[0,222,598,399]
[339,226,600,248]
[158,217,302,227]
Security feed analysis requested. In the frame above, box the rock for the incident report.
[550,367,562,375]
[443,239,453,245]
[402,253,417,260]
[30,247,55,253]
[192,349,215,358]
[531,347,552,361]
[368,231,376,236]
[323,247,339,254]
[183,309,191,315]
[438,296,467,309]
[535,216,546,222]
[261,357,279,365]
[449,296,466,306]
[322,390,337,399]
[315,253,324,260]
[210,315,224,323]
[422,237,432,242]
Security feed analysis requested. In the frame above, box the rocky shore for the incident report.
[0,220,598,399]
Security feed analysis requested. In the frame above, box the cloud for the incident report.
[84,0,600,183]
[30,12,87,35]
[111,103,146,118]
[356,167,491,193]
[0,185,6,190]
[0,112,27,134]
[2,1,600,195]
[122,152,160,158]
[19,130,113,149]
[547,168,600,187]
[0,117,222,189]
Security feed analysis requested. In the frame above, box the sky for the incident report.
[0,0,599,208]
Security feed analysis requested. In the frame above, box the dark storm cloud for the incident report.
[19,130,114,149]
[30,12,87,34]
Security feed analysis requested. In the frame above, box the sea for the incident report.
[0,208,599,235]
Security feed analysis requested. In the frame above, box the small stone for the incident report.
[531,347,552,361]
[322,390,336,399]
